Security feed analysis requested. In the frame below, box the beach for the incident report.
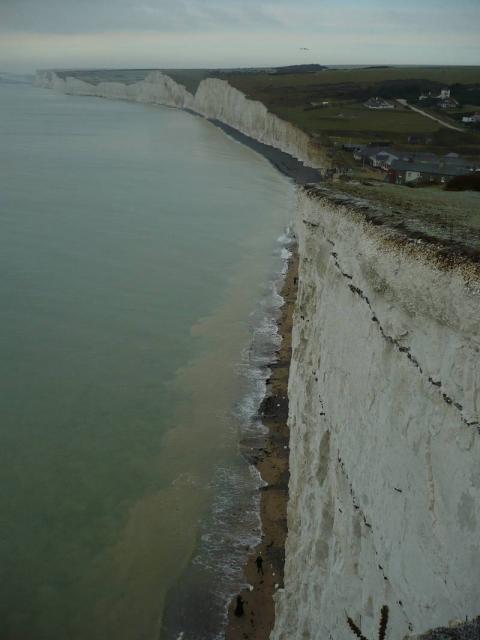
[225,248,298,640]
[211,120,322,185]
[0,83,297,640]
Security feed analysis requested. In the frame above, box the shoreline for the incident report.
[225,248,298,640]
[210,120,322,186]
[32,78,302,637]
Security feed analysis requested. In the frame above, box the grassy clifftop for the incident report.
[220,66,480,155]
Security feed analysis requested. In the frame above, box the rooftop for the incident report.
[390,160,474,176]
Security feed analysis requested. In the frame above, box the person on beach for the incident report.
[255,555,264,575]
[234,595,245,617]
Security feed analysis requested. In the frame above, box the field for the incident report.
[221,66,480,154]
[224,66,480,95]
[273,102,440,135]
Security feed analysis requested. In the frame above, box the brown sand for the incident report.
[225,249,298,640]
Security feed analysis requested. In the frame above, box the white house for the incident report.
[462,113,480,124]
[364,97,394,110]
[368,150,399,170]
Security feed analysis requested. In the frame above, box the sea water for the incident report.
[0,83,294,639]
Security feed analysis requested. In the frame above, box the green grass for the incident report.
[274,101,441,135]
[350,181,480,229]
[226,66,480,94]
[449,104,480,115]
[339,180,480,254]
[222,66,480,153]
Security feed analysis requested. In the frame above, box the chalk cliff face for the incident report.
[34,70,317,166]
[34,71,480,637]
[35,70,194,106]
[193,78,314,164]
[273,188,480,640]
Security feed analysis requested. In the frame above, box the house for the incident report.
[388,159,473,186]
[309,100,330,107]
[369,150,391,168]
[353,146,372,161]
[442,153,473,168]
[438,97,459,110]
[409,152,440,164]
[354,146,390,165]
[371,151,400,170]
[364,97,394,110]
[388,160,423,185]
[353,145,400,168]
[342,143,364,153]
[462,113,480,124]
[419,88,458,110]
[388,151,440,165]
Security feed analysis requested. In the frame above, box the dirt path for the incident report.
[396,99,464,132]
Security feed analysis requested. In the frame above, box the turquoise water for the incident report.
[0,84,294,639]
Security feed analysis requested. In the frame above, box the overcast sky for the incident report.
[1,0,479,73]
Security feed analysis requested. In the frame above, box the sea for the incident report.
[0,83,295,640]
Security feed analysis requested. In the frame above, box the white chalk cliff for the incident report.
[273,189,480,640]
[34,70,317,166]
[35,70,480,638]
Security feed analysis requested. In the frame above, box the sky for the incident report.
[0,0,479,73]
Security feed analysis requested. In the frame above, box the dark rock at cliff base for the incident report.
[209,120,323,186]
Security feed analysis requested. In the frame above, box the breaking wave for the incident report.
[191,224,294,637]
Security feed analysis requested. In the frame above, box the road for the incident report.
[396,99,464,132]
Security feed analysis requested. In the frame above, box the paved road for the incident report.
[396,99,464,132]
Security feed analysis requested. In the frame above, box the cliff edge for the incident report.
[34,69,323,168]
[273,187,480,640]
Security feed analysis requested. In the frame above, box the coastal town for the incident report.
[216,69,480,192]
[338,87,479,187]
[321,85,480,188]
[341,142,478,186]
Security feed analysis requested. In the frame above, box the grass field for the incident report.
[222,66,480,153]
[274,102,440,135]
[225,66,480,95]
